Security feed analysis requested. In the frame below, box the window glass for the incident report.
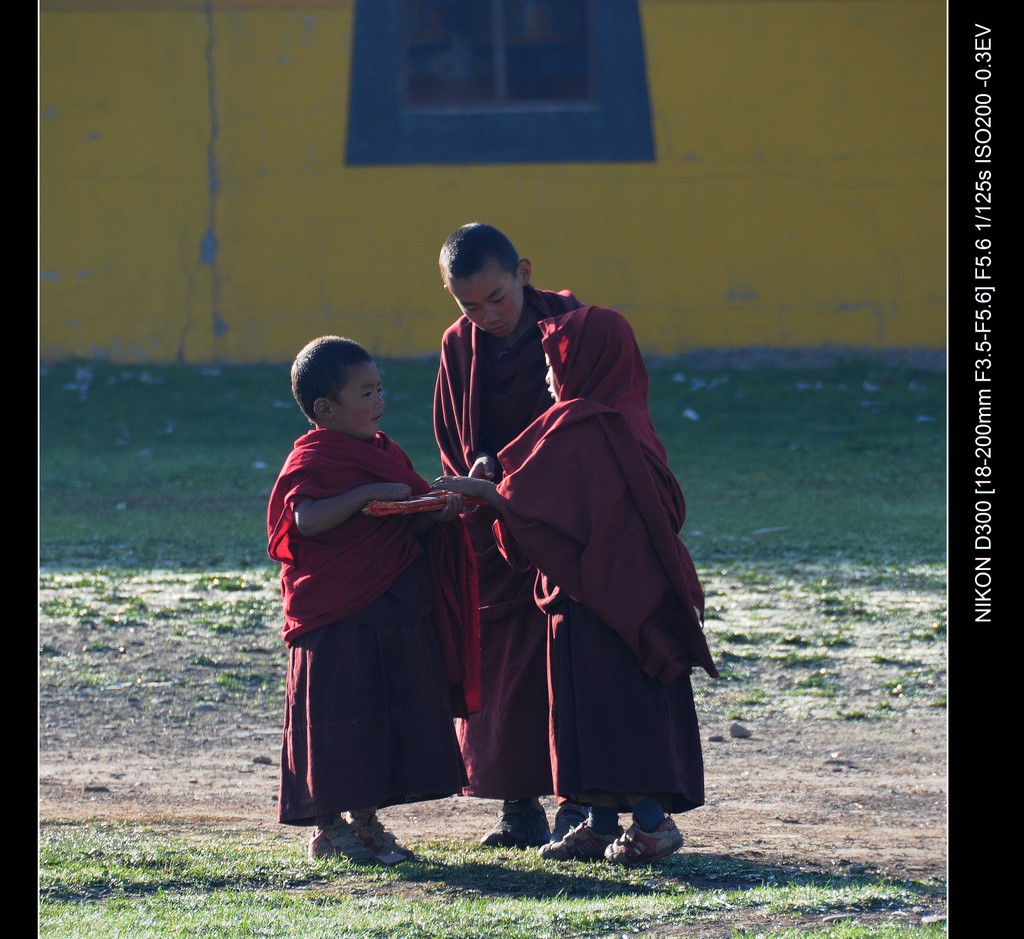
[405,1,496,105]
[347,0,653,165]
[505,1,589,103]
[403,1,590,107]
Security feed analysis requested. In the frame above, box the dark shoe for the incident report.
[480,798,550,848]
[538,821,623,861]
[551,803,589,842]
[604,816,684,865]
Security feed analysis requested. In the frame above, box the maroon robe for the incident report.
[492,306,718,811]
[268,428,480,717]
[268,429,480,823]
[434,284,581,798]
[276,554,469,824]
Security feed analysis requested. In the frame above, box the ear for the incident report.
[312,396,333,421]
[517,258,532,284]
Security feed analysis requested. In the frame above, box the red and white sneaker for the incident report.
[604,816,684,865]
[538,822,623,861]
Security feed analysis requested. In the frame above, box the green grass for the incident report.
[39,355,947,937]
[39,822,946,939]
[38,356,945,569]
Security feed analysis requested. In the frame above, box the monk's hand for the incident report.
[430,475,461,492]
[432,475,494,503]
[468,453,496,480]
[432,475,474,495]
[433,491,464,522]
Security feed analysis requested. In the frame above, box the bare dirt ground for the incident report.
[38,557,948,939]
[38,692,947,885]
[38,563,948,939]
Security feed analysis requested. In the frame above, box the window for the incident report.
[403,1,592,108]
[345,0,654,165]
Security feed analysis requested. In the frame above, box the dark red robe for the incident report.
[492,306,718,811]
[268,429,480,824]
[267,428,480,716]
[434,284,581,798]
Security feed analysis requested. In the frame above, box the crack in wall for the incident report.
[180,1,221,363]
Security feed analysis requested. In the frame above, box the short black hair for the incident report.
[439,222,520,280]
[290,335,373,425]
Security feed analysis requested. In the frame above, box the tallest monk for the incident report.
[433,222,586,847]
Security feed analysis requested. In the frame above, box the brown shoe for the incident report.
[604,817,684,865]
[308,817,378,864]
[344,809,414,864]
[538,821,623,861]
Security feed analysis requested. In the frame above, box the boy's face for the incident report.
[314,361,384,440]
[544,353,560,401]
[443,257,532,339]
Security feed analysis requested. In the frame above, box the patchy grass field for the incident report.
[39,354,947,938]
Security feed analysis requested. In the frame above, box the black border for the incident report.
[948,0,1005,902]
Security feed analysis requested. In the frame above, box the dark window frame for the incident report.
[345,0,655,165]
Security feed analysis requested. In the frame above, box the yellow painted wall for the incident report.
[39,1,946,364]
[40,8,215,361]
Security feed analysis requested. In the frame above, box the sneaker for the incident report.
[551,803,589,843]
[308,817,379,864]
[344,809,414,864]
[480,798,550,848]
[538,821,623,861]
[604,817,684,865]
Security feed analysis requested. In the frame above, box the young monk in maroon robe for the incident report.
[434,305,719,865]
[268,336,480,866]
[434,222,588,847]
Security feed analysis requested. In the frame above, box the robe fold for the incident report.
[494,400,718,683]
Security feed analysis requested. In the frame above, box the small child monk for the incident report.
[268,335,480,865]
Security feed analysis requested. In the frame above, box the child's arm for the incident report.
[431,475,502,510]
[294,482,414,536]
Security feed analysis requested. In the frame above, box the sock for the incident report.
[347,807,376,825]
[631,796,666,833]
[587,805,620,834]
